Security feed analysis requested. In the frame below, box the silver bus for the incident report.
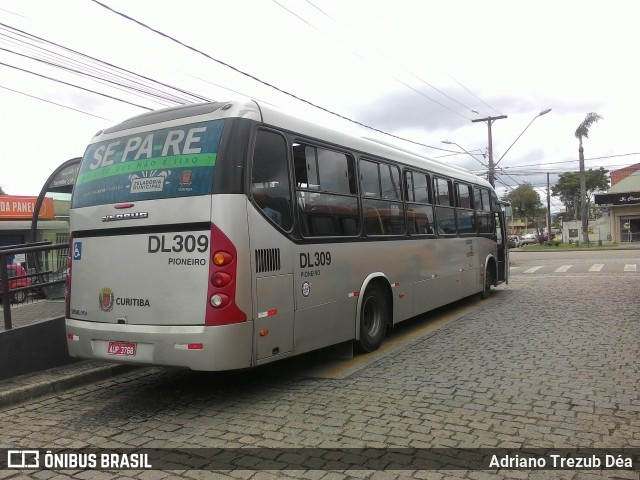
[65,100,508,371]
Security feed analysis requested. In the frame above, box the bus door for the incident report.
[494,211,509,284]
[249,129,295,362]
[253,261,294,361]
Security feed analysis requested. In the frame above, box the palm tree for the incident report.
[575,112,602,244]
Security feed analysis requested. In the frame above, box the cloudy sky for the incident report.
[1,0,638,212]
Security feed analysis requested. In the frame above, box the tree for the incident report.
[0,185,5,195]
[575,112,602,243]
[503,183,544,236]
[551,168,609,220]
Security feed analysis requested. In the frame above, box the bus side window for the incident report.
[251,130,292,230]
[360,159,405,236]
[433,177,456,235]
[294,143,359,237]
[405,170,434,236]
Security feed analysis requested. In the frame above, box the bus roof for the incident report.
[255,101,491,189]
[91,99,492,190]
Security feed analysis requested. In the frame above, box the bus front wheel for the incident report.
[356,283,387,352]
[481,267,494,300]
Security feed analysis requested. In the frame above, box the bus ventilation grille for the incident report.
[255,248,281,273]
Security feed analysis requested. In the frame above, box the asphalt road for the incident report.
[509,248,639,275]
[0,250,638,479]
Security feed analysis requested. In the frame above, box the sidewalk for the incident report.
[1,298,65,331]
[0,360,138,409]
[1,300,138,408]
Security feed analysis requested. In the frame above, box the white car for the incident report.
[520,233,538,245]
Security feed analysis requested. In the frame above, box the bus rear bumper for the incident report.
[65,318,253,371]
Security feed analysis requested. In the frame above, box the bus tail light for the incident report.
[210,293,230,308]
[65,236,73,319]
[205,224,247,326]
[211,272,232,288]
[213,251,232,266]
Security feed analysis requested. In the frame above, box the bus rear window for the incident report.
[72,120,224,208]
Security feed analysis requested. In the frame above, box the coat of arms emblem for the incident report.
[99,287,115,312]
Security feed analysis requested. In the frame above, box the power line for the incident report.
[500,152,640,171]
[270,0,474,121]
[271,0,316,29]
[0,84,112,120]
[0,45,174,107]
[448,74,502,116]
[88,0,462,154]
[0,3,511,162]
[2,8,455,156]
[0,60,154,110]
[0,22,211,105]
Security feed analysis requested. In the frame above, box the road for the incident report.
[0,250,638,479]
[509,248,639,274]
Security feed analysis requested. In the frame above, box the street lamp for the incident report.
[441,140,486,169]
[494,108,552,167]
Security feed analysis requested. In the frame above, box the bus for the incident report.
[65,100,508,371]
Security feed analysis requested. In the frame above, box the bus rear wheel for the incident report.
[356,283,387,352]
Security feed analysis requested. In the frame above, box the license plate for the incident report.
[107,341,137,356]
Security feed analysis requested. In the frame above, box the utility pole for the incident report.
[472,115,507,187]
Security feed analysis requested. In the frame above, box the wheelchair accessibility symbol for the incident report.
[73,242,82,261]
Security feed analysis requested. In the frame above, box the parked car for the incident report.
[520,233,538,245]
[507,235,520,248]
[0,264,31,303]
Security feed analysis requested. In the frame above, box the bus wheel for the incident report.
[481,267,494,300]
[356,283,387,352]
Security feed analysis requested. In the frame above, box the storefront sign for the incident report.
[0,195,55,220]
[595,191,640,206]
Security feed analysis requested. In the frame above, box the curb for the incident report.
[0,362,139,409]
[510,245,640,252]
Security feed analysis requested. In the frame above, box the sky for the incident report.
[1,0,638,213]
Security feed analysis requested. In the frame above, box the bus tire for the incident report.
[481,266,494,300]
[356,283,387,353]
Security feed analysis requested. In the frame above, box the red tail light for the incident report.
[211,272,232,288]
[205,224,246,326]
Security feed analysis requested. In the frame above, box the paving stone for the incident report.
[0,272,638,479]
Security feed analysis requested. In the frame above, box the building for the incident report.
[0,195,69,244]
[0,195,70,269]
[594,163,640,243]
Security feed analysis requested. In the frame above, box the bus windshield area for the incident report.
[72,120,224,208]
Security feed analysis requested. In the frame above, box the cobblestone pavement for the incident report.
[0,271,638,479]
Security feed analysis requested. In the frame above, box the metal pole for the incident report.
[1,254,12,330]
[495,109,552,168]
[547,172,552,244]
[440,140,486,168]
[487,119,495,188]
